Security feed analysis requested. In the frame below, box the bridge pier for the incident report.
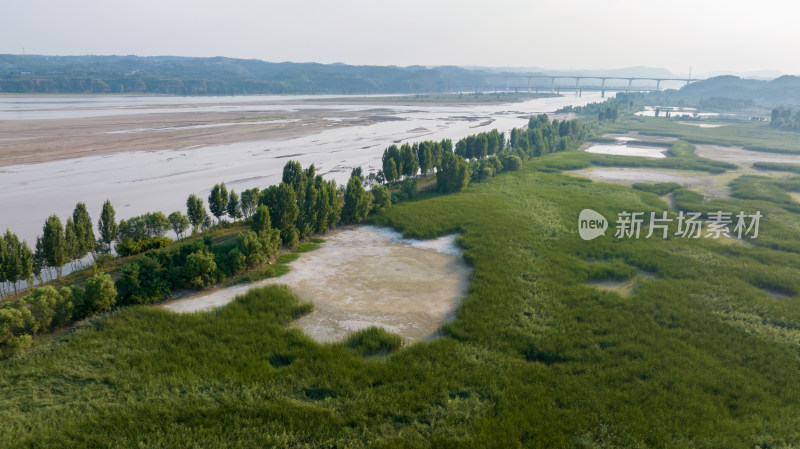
[575,78,580,96]
[656,79,661,91]
[627,78,633,93]
[550,77,556,93]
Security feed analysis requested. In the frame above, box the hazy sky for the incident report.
[2,0,797,75]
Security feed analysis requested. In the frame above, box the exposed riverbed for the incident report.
[162,226,470,343]
[0,93,604,243]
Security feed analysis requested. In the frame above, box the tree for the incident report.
[504,155,522,171]
[168,211,190,239]
[350,166,364,182]
[70,203,95,261]
[326,179,341,229]
[208,183,229,223]
[371,185,391,213]
[437,153,470,193]
[201,214,213,232]
[401,178,417,200]
[227,190,242,220]
[97,200,117,254]
[268,182,299,233]
[42,215,67,279]
[440,138,453,154]
[33,237,47,284]
[2,231,33,295]
[417,142,433,175]
[475,134,489,159]
[240,188,261,217]
[382,145,402,182]
[341,176,370,223]
[185,249,218,289]
[400,144,419,177]
[384,158,398,184]
[237,231,266,268]
[298,181,318,240]
[251,205,272,235]
[282,160,307,195]
[84,272,117,313]
[144,212,170,237]
[280,227,299,249]
[0,234,5,297]
[305,163,316,180]
[117,212,170,241]
[313,176,332,233]
[64,218,79,269]
[186,194,207,232]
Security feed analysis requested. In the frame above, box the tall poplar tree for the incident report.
[97,199,117,254]
[42,215,67,279]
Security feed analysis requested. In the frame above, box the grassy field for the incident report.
[541,140,736,173]
[607,117,800,154]
[2,120,800,447]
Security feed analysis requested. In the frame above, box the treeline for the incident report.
[0,55,462,95]
[0,273,116,357]
[558,100,624,122]
[771,108,800,131]
[0,203,98,294]
[378,115,588,194]
[0,114,592,359]
[113,160,389,306]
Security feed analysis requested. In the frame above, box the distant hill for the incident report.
[675,75,800,104]
[3,55,795,100]
[0,55,489,95]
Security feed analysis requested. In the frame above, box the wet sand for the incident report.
[676,121,725,128]
[0,108,397,167]
[162,226,470,343]
[584,143,667,159]
[602,132,678,143]
[570,167,714,187]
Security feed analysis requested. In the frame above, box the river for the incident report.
[0,93,605,244]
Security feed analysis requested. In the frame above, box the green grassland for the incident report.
[541,140,736,173]
[2,120,800,447]
[608,117,800,154]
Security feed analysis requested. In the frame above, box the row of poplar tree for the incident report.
[378,115,587,195]
[2,114,585,298]
[0,203,99,297]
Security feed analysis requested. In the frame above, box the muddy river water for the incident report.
[0,93,604,243]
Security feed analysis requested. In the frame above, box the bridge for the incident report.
[458,74,701,97]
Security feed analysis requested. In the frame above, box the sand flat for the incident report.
[162,226,470,343]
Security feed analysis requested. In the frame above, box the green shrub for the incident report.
[344,326,403,356]
[371,185,391,212]
[84,273,117,313]
[115,236,172,257]
[504,155,522,171]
